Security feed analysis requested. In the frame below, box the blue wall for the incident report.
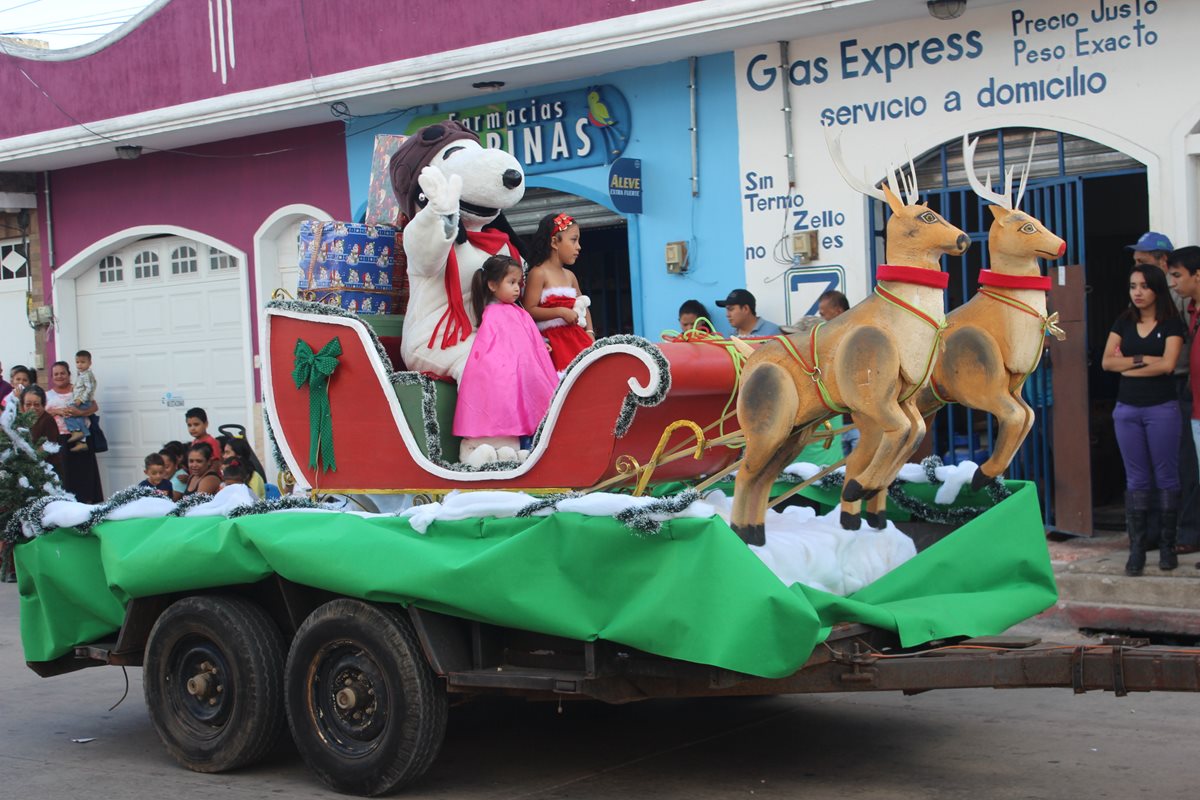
[344,53,745,338]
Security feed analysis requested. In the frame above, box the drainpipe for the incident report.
[779,41,796,190]
[42,171,56,367]
[42,170,54,268]
[689,56,699,196]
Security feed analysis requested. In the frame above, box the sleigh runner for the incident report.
[264,300,746,494]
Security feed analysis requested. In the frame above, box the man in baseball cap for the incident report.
[1126,231,1174,271]
[715,289,782,337]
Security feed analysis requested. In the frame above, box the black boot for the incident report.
[1158,489,1180,571]
[1125,489,1151,577]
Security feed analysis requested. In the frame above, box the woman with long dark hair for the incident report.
[1102,264,1186,575]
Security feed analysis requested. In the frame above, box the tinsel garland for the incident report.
[79,486,161,534]
[796,456,1012,526]
[263,410,288,473]
[512,488,700,535]
[3,491,75,543]
[515,491,584,517]
[167,493,215,517]
[616,489,701,536]
[225,495,322,519]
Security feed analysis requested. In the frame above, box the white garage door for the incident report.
[74,236,250,493]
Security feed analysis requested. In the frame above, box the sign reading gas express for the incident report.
[407,85,632,175]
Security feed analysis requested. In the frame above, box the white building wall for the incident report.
[734,0,1195,324]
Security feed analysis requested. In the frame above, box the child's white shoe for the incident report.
[463,444,497,468]
[517,449,530,463]
[495,446,519,462]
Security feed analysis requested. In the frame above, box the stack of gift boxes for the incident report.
[296,134,409,316]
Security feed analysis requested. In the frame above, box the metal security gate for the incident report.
[868,129,1111,525]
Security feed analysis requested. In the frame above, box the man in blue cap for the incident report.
[1127,231,1199,554]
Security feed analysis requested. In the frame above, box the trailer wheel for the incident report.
[285,599,448,796]
[143,595,286,772]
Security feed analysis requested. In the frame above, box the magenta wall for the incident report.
[41,123,349,270]
[0,0,695,139]
[38,123,350,376]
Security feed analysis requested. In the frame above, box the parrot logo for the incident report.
[587,91,614,127]
[586,87,628,162]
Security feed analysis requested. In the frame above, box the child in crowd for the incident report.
[454,255,558,467]
[137,453,174,496]
[160,441,188,500]
[523,213,595,372]
[222,434,268,499]
[218,457,258,505]
[183,442,222,496]
[186,407,222,476]
[64,350,97,452]
[221,457,249,487]
[1,365,33,411]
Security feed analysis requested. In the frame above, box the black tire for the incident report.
[143,595,287,772]
[285,599,448,796]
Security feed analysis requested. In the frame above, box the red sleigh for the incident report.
[264,303,744,493]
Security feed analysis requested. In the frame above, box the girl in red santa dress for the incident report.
[522,213,595,372]
[454,255,559,467]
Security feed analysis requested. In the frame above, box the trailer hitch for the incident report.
[828,641,879,685]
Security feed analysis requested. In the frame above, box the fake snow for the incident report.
[30,481,923,597]
[702,490,915,596]
[398,488,915,595]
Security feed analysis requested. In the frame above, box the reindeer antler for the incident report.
[963,134,1013,211]
[826,128,886,202]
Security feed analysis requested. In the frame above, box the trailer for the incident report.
[12,301,1200,797]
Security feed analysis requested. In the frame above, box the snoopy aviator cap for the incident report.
[388,120,480,222]
[1126,231,1174,252]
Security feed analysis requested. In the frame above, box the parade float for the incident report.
[6,127,1200,797]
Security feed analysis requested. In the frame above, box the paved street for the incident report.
[2,583,1198,799]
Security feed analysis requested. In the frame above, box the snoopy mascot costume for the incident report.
[388,121,526,383]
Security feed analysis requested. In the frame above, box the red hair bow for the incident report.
[552,213,575,235]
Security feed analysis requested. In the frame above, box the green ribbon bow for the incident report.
[292,337,342,473]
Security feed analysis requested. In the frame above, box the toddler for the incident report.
[137,453,173,496]
[454,255,558,467]
[65,350,97,452]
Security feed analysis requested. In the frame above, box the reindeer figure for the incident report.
[915,134,1067,492]
[731,142,970,543]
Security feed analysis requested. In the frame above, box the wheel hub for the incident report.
[311,644,391,755]
[169,641,233,728]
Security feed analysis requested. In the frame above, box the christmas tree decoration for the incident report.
[0,402,67,545]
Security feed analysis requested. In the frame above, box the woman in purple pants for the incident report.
[1103,265,1185,576]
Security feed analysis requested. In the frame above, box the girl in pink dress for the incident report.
[523,213,595,372]
[454,256,559,467]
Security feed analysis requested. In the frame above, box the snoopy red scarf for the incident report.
[429,228,515,350]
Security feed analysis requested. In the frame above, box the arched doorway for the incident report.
[869,128,1148,533]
